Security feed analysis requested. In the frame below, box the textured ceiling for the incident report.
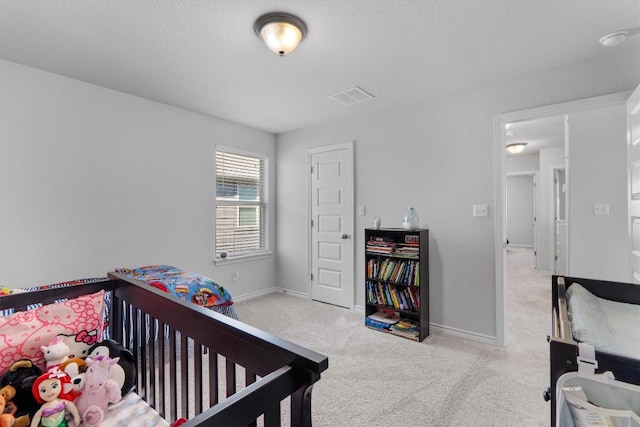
[0,1,639,134]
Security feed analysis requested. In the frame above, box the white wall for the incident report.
[568,104,628,281]
[0,59,277,295]
[506,154,539,174]
[276,48,640,340]
[507,175,534,247]
[538,147,565,274]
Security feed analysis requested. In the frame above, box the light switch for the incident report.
[593,203,610,215]
[358,205,366,216]
[473,204,489,217]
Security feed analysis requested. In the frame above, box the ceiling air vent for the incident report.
[329,86,375,106]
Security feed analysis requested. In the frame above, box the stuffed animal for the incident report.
[30,368,80,427]
[56,331,98,360]
[57,358,87,395]
[74,357,121,427]
[40,337,69,370]
[0,394,16,427]
[87,340,136,396]
[0,359,42,427]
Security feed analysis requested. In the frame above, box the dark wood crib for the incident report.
[0,272,329,427]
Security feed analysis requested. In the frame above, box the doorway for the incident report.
[494,92,629,347]
[308,141,354,309]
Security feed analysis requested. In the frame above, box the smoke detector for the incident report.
[599,30,629,47]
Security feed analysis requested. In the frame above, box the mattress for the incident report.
[566,282,640,360]
[70,391,170,427]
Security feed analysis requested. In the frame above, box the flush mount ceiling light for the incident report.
[506,142,528,155]
[254,12,307,56]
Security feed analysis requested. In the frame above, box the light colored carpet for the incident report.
[234,247,550,426]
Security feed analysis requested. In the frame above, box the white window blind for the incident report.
[215,148,267,258]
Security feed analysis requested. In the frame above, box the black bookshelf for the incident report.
[364,228,429,341]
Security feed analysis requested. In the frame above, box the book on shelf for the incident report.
[389,318,420,340]
[367,309,399,325]
[365,317,392,331]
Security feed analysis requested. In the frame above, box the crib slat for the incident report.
[169,326,177,422]
[246,371,256,386]
[226,358,236,397]
[159,321,167,419]
[140,311,148,399]
[149,315,157,409]
[130,304,141,396]
[209,351,219,406]
[245,371,258,427]
[180,333,189,419]
[263,404,281,427]
[194,342,203,416]
[111,293,123,343]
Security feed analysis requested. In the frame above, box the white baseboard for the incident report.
[429,322,497,345]
[277,288,309,299]
[353,305,365,313]
[233,287,309,302]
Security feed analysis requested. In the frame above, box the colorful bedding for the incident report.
[117,265,233,308]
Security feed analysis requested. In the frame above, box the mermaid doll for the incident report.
[30,369,80,427]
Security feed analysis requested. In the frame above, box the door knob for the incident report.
[341,234,350,239]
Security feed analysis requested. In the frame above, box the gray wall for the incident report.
[0,58,277,295]
[568,104,628,282]
[276,49,640,340]
[507,175,534,247]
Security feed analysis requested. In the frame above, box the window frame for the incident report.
[214,146,270,263]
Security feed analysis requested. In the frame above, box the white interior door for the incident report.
[628,84,640,283]
[309,142,354,308]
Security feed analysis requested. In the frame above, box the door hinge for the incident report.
[311,219,314,227]
[310,166,314,174]
[534,251,537,256]
[555,255,558,261]
[310,273,314,281]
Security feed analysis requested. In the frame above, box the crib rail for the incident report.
[108,272,328,427]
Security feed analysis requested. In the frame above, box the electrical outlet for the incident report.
[473,204,489,217]
[593,203,609,215]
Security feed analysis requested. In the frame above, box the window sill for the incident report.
[214,251,273,266]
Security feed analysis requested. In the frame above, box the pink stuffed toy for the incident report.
[74,356,121,427]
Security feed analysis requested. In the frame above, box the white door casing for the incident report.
[627,85,640,283]
[309,142,354,308]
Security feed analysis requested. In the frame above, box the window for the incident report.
[215,147,268,259]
